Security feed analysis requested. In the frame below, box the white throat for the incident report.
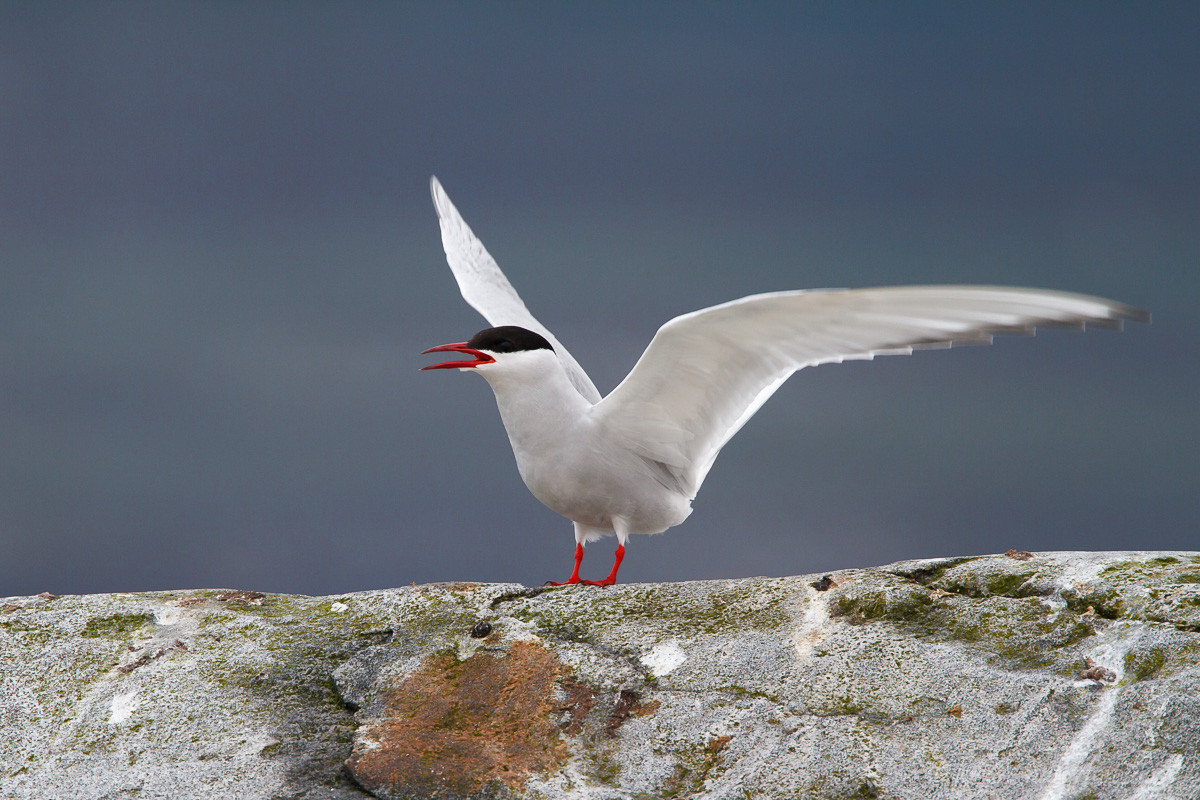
[472,350,594,477]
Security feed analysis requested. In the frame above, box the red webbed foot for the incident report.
[583,544,625,587]
[544,543,584,586]
[544,542,625,586]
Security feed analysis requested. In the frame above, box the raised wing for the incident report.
[429,176,601,402]
[593,286,1148,498]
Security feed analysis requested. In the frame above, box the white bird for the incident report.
[420,176,1148,586]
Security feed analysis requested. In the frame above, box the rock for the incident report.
[2,552,1199,799]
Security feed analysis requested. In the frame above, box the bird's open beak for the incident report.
[420,342,496,370]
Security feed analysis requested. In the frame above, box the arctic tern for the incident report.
[420,177,1148,586]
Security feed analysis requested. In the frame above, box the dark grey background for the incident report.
[2,4,1196,596]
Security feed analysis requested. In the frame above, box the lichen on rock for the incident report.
[3,552,1200,800]
[346,640,569,799]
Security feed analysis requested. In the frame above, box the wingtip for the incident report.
[1101,301,1151,327]
[429,175,457,221]
[1126,306,1152,325]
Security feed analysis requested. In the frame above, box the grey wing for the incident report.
[593,285,1148,498]
[429,176,601,403]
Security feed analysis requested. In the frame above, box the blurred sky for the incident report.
[2,4,1197,597]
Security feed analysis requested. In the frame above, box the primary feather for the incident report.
[593,286,1149,498]
[430,176,601,402]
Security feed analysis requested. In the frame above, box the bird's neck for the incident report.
[478,361,594,470]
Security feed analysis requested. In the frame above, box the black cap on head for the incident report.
[466,326,554,354]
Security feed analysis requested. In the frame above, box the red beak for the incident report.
[420,342,496,370]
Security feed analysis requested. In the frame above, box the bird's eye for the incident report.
[494,340,515,353]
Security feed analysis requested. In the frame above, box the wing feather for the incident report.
[430,176,601,402]
[594,286,1148,497]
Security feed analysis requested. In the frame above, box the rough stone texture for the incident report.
[3,552,1199,800]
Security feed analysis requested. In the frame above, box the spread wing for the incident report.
[593,286,1148,497]
[429,176,601,403]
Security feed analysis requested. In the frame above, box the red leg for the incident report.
[545,542,584,586]
[583,544,625,586]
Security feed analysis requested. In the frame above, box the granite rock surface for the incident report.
[3,551,1198,799]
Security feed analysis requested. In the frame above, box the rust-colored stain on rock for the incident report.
[605,689,660,737]
[347,641,569,799]
[557,677,596,736]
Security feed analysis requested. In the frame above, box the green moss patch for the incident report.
[833,578,1096,671]
[1124,647,1168,682]
[511,578,793,641]
[80,612,154,639]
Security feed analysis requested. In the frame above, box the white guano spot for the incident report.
[153,606,180,626]
[1056,559,1108,592]
[330,601,349,613]
[642,641,687,677]
[108,689,141,725]
[792,590,832,661]
[239,733,281,756]
[498,616,542,643]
